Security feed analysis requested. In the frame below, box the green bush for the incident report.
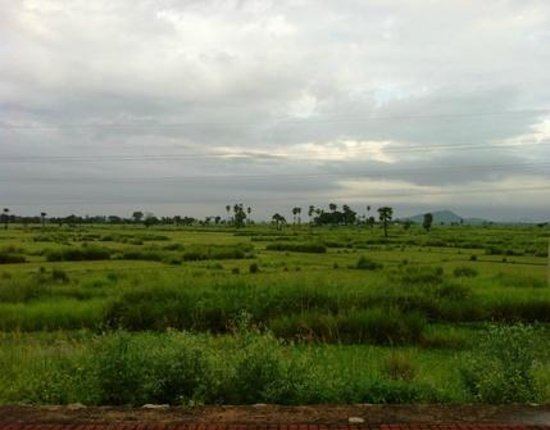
[459,324,542,403]
[266,242,327,253]
[453,266,478,277]
[46,246,111,262]
[352,256,383,270]
[0,251,26,264]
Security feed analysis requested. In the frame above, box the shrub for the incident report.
[459,324,542,403]
[352,256,383,270]
[46,246,111,262]
[249,263,260,274]
[453,266,478,278]
[382,352,416,382]
[93,333,148,405]
[223,332,313,404]
[470,255,477,261]
[0,252,26,264]
[266,242,326,253]
[397,265,444,285]
[51,269,70,283]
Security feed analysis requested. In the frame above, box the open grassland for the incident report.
[0,223,548,405]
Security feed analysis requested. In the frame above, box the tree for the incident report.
[2,208,9,230]
[292,207,302,225]
[132,211,143,223]
[342,204,356,225]
[246,206,252,224]
[308,205,315,223]
[225,205,231,222]
[271,213,286,230]
[40,212,47,228]
[233,204,246,228]
[329,203,337,212]
[366,215,376,229]
[378,207,393,238]
[423,213,433,232]
[143,213,158,228]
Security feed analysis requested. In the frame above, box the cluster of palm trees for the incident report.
[1,208,47,230]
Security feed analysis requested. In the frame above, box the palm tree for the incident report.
[225,205,231,223]
[291,207,301,225]
[246,206,252,224]
[308,205,315,223]
[40,212,47,228]
[329,203,337,212]
[3,208,9,230]
[377,207,393,238]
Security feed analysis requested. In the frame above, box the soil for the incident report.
[0,404,549,425]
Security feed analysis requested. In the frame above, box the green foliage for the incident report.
[266,242,327,253]
[459,324,543,403]
[0,251,26,264]
[352,256,383,270]
[46,246,112,262]
[453,266,478,277]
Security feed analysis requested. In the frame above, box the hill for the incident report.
[404,210,488,225]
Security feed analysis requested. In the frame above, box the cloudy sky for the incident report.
[1,0,549,221]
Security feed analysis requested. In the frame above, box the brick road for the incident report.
[0,424,548,430]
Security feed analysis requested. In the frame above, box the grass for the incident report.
[0,222,548,404]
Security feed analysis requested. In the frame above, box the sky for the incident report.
[1,0,549,221]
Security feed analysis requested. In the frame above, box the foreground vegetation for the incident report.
[0,221,548,405]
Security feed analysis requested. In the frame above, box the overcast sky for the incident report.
[1,0,549,221]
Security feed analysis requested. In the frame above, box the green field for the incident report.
[0,222,549,405]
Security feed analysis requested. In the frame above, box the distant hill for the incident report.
[404,210,489,225]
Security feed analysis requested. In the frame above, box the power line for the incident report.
[4,185,550,207]
[0,140,548,163]
[3,160,548,183]
[1,108,548,130]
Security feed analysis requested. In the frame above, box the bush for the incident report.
[0,252,26,264]
[352,256,383,270]
[453,266,478,277]
[46,246,111,262]
[381,352,417,382]
[249,263,260,274]
[459,324,542,403]
[51,269,70,283]
[266,242,327,253]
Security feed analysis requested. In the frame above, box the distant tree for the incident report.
[225,205,231,222]
[108,215,122,224]
[143,213,158,228]
[272,213,287,230]
[308,205,315,223]
[423,213,434,232]
[403,220,413,231]
[292,207,302,225]
[40,212,47,228]
[2,208,9,230]
[366,215,376,229]
[132,211,143,223]
[233,204,246,228]
[173,215,182,226]
[378,207,393,238]
[246,206,252,224]
[342,204,357,225]
[329,203,338,212]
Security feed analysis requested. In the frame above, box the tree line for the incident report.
[0,204,447,237]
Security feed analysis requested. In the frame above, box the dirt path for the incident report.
[0,405,549,426]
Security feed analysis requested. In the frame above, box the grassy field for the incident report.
[0,222,548,405]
